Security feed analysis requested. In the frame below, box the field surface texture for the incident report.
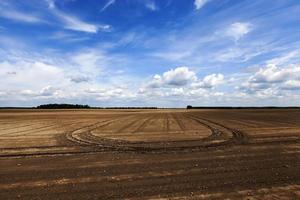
[0,109,299,199]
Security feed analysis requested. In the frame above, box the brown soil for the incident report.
[0,109,299,199]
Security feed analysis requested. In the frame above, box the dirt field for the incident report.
[0,109,299,199]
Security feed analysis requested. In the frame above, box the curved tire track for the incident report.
[186,113,249,144]
[65,113,242,153]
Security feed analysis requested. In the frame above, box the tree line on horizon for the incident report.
[36,104,90,109]
[36,104,158,109]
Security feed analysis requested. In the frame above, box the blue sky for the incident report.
[0,0,300,107]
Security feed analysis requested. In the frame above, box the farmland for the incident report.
[0,109,300,199]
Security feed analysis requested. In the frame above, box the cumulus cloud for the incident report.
[238,63,300,97]
[194,0,210,10]
[147,67,197,88]
[226,22,251,41]
[140,67,228,105]
[249,64,300,84]
[192,73,224,88]
[144,67,225,99]
[147,74,163,88]
[163,67,197,86]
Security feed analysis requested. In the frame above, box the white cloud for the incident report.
[48,31,90,42]
[39,86,61,97]
[144,67,225,99]
[282,80,300,90]
[192,73,224,88]
[194,0,210,10]
[226,22,251,41]
[145,1,158,11]
[84,87,135,100]
[147,74,163,88]
[266,50,300,66]
[0,8,44,24]
[146,66,197,88]
[170,88,185,96]
[0,0,111,33]
[202,73,224,87]
[255,88,281,99]
[139,67,229,106]
[163,67,197,86]
[249,64,300,84]
[237,63,300,97]
[11,86,63,99]
[46,1,110,33]
[100,0,116,12]
[0,48,138,104]
[70,49,106,75]
[54,11,108,33]
[0,60,65,90]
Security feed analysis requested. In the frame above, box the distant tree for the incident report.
[186,105,193,109]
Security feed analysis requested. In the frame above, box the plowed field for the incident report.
[0,109,299,199]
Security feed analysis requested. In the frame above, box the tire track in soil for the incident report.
[172,113,185,131]
[5,112,291,157]
[182,114,225,141]
[66,115,133,146]
[163,113,170,132]
[0,120,84,138]
[185,113,249,144]
[1,113,251,157]
[115,116,142,133]
[1,138,299,158]
[0,122,107,157]
[66,120,117,146]
[185,113,299,146]
[0,118,130,158]
[0,123,69,137]
[2,133,299,158]
[0,123,39,132]
[133,116,154,133]
[0,121,52,133]
[65,113,239,154]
